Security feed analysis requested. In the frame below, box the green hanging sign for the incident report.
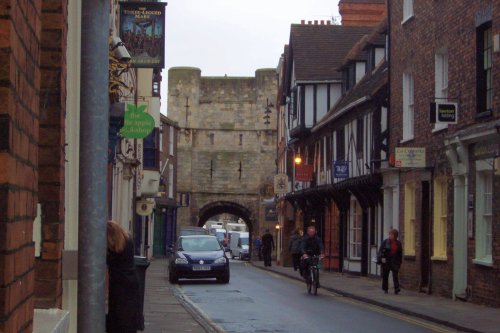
[120,104,155,139]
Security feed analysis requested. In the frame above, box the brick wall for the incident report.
[390,0,500,306]
[0,0,41,331]
[34,0,67,309]
[339,1,387,27]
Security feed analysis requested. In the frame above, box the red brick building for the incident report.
[388,0,500,306]
[339,0,387,27]
[0,0,68,331]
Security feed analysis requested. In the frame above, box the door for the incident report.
[420,181,431,292]
[153,210,166,257]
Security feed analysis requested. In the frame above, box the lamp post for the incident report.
[275,223,281,265]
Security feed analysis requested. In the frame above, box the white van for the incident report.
[230,232,250,260]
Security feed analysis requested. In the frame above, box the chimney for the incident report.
[314,20,318,25]
[320,20,325,25]
[301,19,305,25]
[338,0,387,27]
[308,21,312,25]
[327,20,331,25]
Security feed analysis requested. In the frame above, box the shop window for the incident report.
[349,199,362,259]
[432,178,448,259]
[404,182,416,256]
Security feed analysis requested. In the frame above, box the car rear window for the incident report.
[179,238,221,251]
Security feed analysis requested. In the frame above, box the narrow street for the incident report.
[174,261,458,333]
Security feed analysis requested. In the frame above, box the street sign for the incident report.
[274,174,289,194]
[333,160,349,179]
[430,102,458,124]
[295,164,313,182]
[395,147,426,168]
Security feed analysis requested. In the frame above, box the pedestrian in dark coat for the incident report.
[261,229,275,267]
[288,228,303,271]
[107,221,143,333]
[378,229,403,294]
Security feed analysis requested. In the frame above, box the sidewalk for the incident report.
[251,260,500,333]
[143,258,213,333]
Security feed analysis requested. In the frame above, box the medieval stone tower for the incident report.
[167,67,278,237]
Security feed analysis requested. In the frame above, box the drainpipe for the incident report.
[78,0,110,331]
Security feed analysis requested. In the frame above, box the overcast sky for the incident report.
[161,0,340,111]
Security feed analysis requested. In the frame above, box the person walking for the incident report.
[261,229,275,267]
[106,221,143,333]
[378,229,403,294]
[254,236,262,261]
[288,228,303,271]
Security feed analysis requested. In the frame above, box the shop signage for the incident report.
[430,102,458,124]
[120,104,155,139]
[472,141,499,160]
[395,147,426,168]
[265,205,278,221]
[333,160,349,179]
[295,164,314,182]
[274,173,289,195]
[120,2,167,68]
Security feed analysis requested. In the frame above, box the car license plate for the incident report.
[192,265,211,271]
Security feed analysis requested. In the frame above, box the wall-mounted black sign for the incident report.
[430,102,458,124]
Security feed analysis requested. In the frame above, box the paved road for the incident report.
[173,260,459,333]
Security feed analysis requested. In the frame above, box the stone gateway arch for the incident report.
[167,67,278,243]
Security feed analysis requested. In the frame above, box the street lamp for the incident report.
[294,154,302,165]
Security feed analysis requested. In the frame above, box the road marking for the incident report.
[251,265,457,333]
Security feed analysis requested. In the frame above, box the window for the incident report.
[239,134,243,146]
[433,178,448,259]
[434,52,449,132]
[143,129,159,169]
[356,118,364,156]
[402,72,414,141]
[349,199,362,259]
[169,126,174,156]
[336,128,345,161]
[477,23,493,116]
[402,0,414,22]
[404,182,416,256]
[168,164,174,198]
[474,161,493,265]
[209,133,214,145]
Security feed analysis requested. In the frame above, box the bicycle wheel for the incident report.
[312,269,319,296]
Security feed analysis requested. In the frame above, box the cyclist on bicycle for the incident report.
[299,225,324,284]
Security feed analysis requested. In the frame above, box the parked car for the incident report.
[168,235,230,284]
[179,226,209,236]
[229,232,250,260]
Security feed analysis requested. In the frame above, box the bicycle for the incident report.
[304,255,321,296]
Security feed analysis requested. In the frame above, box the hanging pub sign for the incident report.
[119,2,167,68]
[274,173,289,195]
[333,160,349,179]
[120,104,155,139]
[295,164,314,182]
[430,102,458,124]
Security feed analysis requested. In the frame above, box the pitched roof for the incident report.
[313,61,388,132]
[289,24,373,81]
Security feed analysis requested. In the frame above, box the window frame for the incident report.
[142,128,160,170]
[402,72,414,141]
[404,182,416,256]
[433,52,449,132]
[349,199,362,259]
[432,177,448,260]
[474,160,493,266]
[402,0,414,24]
[476,22,493,117]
